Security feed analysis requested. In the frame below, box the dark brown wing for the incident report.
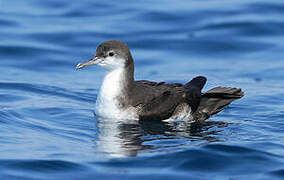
[130,80,202,121]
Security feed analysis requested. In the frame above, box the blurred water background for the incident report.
[0,0,284,179]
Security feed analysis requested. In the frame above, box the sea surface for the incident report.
[1,0,284,179]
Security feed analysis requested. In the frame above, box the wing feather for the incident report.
[130,80,202,120]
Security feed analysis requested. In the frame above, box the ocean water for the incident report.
[1,0,284,179]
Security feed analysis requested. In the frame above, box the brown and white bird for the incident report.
[76,40,243,121]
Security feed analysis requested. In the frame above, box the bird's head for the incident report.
[76,40,133,71]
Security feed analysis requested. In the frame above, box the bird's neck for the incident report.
[102,68,132,94]
[97,64,134,107]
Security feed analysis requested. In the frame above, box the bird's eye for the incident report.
[109,52,114,56]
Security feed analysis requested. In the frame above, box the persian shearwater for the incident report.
[76,40,244,121]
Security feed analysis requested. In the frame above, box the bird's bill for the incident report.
[76,57,100,70]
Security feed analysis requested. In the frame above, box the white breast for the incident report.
[95,68,138,120]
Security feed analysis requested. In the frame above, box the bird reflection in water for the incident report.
[94,115,233,158]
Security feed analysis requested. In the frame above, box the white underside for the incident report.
[95,68,139,120]
[163,112,193,122]
[163,105,193,122]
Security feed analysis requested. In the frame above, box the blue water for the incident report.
[1,0,284,179]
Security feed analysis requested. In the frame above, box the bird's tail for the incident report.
[193,87,244,121]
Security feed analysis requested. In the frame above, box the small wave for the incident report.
[0,82,95,103]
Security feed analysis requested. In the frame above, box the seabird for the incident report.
[76,40,244,121]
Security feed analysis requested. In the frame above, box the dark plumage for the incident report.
[76,40,244,121]
[128,77,205,120]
